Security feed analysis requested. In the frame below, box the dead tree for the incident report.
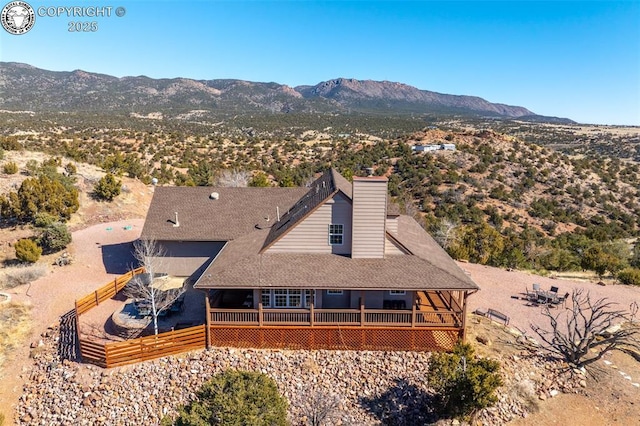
[531,288,639,367]
[295,386,342,426]
[125,239,185,335]
[216,169,249,187]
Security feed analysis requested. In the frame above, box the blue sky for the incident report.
[1,1,638,125]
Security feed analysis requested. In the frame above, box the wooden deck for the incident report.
[208,290,464,329]
[205,290,467,351]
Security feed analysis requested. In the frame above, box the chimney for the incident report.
[351,176,388,258]
[173,211,180,227]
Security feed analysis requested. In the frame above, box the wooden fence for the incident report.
[80,325,207,368]
[74,269,207,368]
[75,267,145,316]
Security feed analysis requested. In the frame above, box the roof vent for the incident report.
[209,192,220,200]
[173,211,180,227]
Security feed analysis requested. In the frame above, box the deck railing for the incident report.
[209,307,462,328]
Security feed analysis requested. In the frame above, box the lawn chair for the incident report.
[525,288,538,305]
[557,292,570,307]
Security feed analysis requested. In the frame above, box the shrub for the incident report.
[14,239,42,263]
[170,370,288,426]
[0,175,79,223]
[94,173,122,201]
[33,212,58,228]
[617,268,640,286]
[2,264,47,289]
[427,342,502,421]
[248,172,270,187]
[38,223,72,254]
[64,162,77,176]
[2,161,18,174]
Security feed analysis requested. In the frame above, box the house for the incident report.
[411,144,440,152]
[140,169,478,351]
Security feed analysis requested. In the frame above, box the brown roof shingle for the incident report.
[195,214,478,292]
[141,186,307,241]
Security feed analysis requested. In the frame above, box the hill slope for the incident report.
[0,62,569,122]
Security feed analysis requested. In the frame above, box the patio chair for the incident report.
[532,283,541,292]
[557,292,570,307]
[550,286,559,294]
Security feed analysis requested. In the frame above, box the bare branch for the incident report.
[294,385,343,426]
[531,288,639,366]
[125,239,186,335]
[215,169,249,187]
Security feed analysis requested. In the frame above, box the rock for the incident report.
[476,335,491,345]
[550,389,559,397]
[579,380,587,388]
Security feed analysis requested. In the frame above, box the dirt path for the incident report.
[0,219,143,423]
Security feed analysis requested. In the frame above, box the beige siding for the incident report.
[385,236,408,255]
[386,216,399,234]
[268,192,352,254]
[352,178,387,258]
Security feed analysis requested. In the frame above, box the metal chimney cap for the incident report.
[209,192,220,200]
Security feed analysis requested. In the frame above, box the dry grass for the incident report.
[0,302,32,369]
[0,264,47,290]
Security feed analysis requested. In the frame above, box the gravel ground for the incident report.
[461,262,640,334]
[1,220,144,423]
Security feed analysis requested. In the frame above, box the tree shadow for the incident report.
[100,241,137,274]
[359,378,440,425]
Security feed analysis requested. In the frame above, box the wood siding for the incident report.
[386,216,398,234]
[384,236,407,255]
[352,178,387,258]
[268,192,352,255]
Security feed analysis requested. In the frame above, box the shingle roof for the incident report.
[195,214,478,292]
[388,215,477,289]
[141,186,307,241]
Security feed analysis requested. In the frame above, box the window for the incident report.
[389,290,406,295]
[328,224,343,245]
[274,289,288,307]
[327,290,343,295]
[273,289,302,308]
[261,290,271,307]
[305,290,315,307]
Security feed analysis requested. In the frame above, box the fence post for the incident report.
[205,293,211,349]
[411,292,416,328]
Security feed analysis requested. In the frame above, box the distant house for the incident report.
[411,144,440,152]
[411,143,456,153]
[140,169,478,351]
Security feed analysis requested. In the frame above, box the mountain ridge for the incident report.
[0,62,571,122]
